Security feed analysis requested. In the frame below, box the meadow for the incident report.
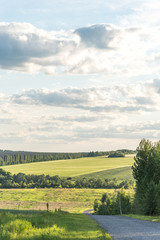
[0,211,111,240]
[0,188,115,213]
[76,166,133,181]
[2,156,134,178]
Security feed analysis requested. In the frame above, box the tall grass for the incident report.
[0,188,115,212]
[0,211,112,240]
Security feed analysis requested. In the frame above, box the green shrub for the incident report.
[94,188,133,215]
[0,219,32,239]
[108,152,125,158]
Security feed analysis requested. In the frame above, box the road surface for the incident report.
[87,215,160,240]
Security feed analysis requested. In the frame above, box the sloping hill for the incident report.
[75,166,133,181]
[2,156,134,178]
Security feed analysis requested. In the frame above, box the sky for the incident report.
[0,0,160,152]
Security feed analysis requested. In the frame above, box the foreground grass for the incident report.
[0,211,112,240]
[2,156,134,178]
[126,214,160,223]
[0,188,115,212]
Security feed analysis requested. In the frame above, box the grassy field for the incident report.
[2,156,134,178]
[0,188,115,213]
[0,211,112,240]
[75,166,133,181]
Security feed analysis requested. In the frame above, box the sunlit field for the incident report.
[76,166,133,181]
[2,156,134,178]
[0,188,116,213]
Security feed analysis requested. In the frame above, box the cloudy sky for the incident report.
[0,0,160,152]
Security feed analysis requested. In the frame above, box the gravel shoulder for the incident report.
[87,215,160,240]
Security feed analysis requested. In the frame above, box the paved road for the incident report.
[88,215,160,240]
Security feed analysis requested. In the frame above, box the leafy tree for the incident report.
[94,189,132,215]
[118,187,132,214]
[132,139,160,215]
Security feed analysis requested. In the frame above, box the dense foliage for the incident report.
[94,188,133,215]
[0,168,134,189]
[0,151,89,166]
[0,149,135,166]
[132,139,160,215]
[108,151,125,158]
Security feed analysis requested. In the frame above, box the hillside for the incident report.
[0,149,136,166]
[2,156,134,178]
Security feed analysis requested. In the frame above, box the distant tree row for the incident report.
[0,152,88,166]
[108,151,125,158]
[0,149,136,166]
[0,168,134,189]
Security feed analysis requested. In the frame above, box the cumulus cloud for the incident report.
[0,22,77,74]
[11,79,160,113]
[0,82,160,149]
[0,22,159,75]
[26,120,160,143]
[75,24,121,49]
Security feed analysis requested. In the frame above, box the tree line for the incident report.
[0,149,135,166]
[132,139,160,215]
[0,168,134,189]
[94,139,160,216]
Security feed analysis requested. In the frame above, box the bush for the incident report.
[1,219,32,239]
[108,152,125,158]
[94,188,133,215]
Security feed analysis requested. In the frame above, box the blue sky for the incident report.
[0,0,160,152]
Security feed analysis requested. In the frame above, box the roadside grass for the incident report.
[2,156,134,177]
[0,188,115,212]
[0,211,112,240]
[126,214,160,223]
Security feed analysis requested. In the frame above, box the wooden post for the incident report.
[118,191,122,215]
[46,202,49,212]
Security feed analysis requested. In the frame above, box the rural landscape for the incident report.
[0,139,160,239]
[0,147,134,239]
[1,0,160,239]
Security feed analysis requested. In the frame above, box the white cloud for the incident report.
[120,0,160,27]
[10,79,160,113]
[0,80,159,150]
[0,22,160,76]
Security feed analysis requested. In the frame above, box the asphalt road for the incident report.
[88,215,160,240]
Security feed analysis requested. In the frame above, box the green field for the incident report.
[0,211,111,240]
[0,188,116,213]
[2,156,134,178]
[75,166,133,181]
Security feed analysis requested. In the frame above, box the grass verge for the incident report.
[0,211,112,240]
[125,214,160,223]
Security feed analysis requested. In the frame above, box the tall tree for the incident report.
[132,139,160,215]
